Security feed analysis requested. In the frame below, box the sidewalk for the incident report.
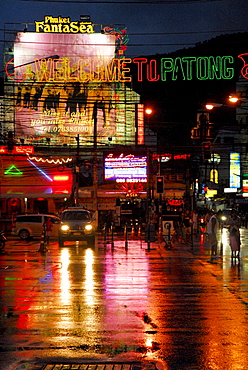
[155,227,248,260]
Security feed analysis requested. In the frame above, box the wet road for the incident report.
[1,228,248,370]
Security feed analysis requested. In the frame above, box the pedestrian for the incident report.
[207,210,219,258]
[43,217,53,244]
[182,209,191,242]
[192,209,198,234]
[105,210,113,232]
[205,210,211,233]
[227,210,241,259]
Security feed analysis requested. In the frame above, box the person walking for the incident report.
[192,209,198,234]
[207,210,219,258]
[227,210,241,259]
[182,209,192,243]
[43,217,53,245]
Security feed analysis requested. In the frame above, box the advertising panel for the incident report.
[11,31,137,146]
[104,154,147,183]
[230,152,240,189]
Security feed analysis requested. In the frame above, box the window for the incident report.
[62,211,90,221]
[17,216,42,223]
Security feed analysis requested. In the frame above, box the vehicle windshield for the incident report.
[62,211,90,221]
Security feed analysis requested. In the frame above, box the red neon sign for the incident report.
[238,53,248,79]
[137,104,144,145]
[13,146,34,154]
[0,146,7,153]
[119,182,144,196]
[167,199,184,206]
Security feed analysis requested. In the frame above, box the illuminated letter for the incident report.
[34,59,49,81]
[35,21,44,32]
[44,16,53,23]
[120,58,132,82]
[147,59,160,81]
[79,23,87,33]
[53,59,66,81]
[86,24,94,33]
[161,58,173,81]
[172,57,185,81]
[78,59,90,82]
[90,59,103,81]
[43,24,51,32]
[51,24,58,32]
[208,56,221,80]
[182,57,196,80]
[133,58,147,82]
[103,59,118,82]
[62,24,70,33]
[197,57,208,80]
[71,22,79,33]
[222,56,234,79]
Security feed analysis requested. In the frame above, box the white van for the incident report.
[11,214,60,240]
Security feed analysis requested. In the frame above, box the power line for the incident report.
[20,0,222,3]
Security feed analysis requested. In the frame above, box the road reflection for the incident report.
[55,243,151,353]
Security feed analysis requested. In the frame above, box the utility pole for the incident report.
[93,103,98,227]
[75,134,80,206]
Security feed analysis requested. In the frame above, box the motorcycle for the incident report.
[0,230,7,250]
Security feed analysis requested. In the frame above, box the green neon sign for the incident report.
[161,55,234,81]
[4,165,23,175]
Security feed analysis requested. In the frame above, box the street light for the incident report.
[145,108,153,223]
[205,103,223,110]
[145,108,152,115]
[228,94,240,103]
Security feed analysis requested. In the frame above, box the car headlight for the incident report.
[221,216,227,221]
[85,224,93,231]
[61,224,69,231]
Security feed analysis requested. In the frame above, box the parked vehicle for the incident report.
[11,214,61,240]
[58,207,96,247]
[0,230,7,250]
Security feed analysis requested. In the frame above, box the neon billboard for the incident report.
[8,29,139,146]
[230,152,240,189]
[34,16,94,34]
[104,154,147,182]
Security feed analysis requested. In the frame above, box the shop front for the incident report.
[0,154,73,230]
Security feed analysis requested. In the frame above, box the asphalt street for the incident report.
[1,228,248,370]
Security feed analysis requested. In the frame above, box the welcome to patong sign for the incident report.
[5,15,248,83]
[7,55,248,83]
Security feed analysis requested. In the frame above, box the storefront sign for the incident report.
[230,152,240,188]
[167,199,184,206]
[13,146,34,154]
[0,146,7,153]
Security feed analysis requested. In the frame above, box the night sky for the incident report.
[1,0,247,68]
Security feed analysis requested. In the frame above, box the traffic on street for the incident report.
[1,227,248,370]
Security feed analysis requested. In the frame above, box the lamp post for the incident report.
[92,103,98,227]
[145,108,153,223]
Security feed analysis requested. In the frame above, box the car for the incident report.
[11,214,61,240]
[217,208,233,226]
[58,207,96,247]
